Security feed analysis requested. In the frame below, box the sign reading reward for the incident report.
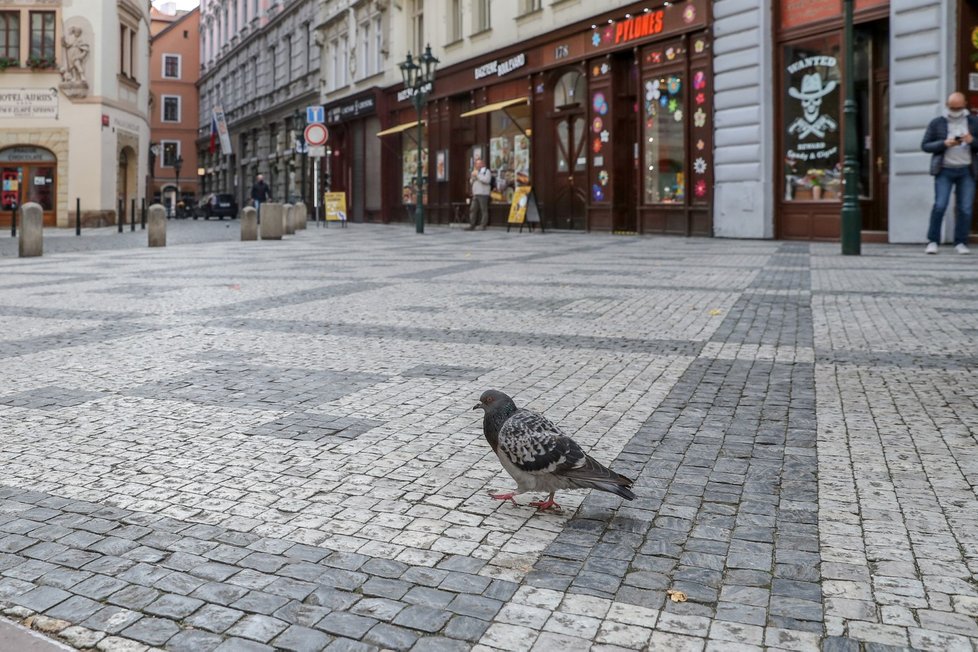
[0,89,58,119]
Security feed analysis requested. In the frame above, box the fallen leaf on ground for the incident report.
[666,589,688,602]
[708,309,722,316]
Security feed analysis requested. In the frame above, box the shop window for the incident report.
[29,11,55,63]
[644,72,686,204]
[401,125,428,205]
[782,34,842,201]
[489,104,532,204]
[0,12,19,61]
[0,146,56,212]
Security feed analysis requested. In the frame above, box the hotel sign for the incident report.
[0,88,58,119]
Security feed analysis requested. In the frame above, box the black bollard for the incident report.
[10,205,15,237]
[130,198,136,232]
[75,198,81,235]
[118,199,123,233]
[141,198,146,230]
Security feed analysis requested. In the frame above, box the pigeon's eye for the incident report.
[485,397,493,404]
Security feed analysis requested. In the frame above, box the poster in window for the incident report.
[436,150,448,182]
[783,36,842,201]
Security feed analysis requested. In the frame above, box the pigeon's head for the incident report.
[473,389,516,414]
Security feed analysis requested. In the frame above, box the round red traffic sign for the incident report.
[304,123,329,146]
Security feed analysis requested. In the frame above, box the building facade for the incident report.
[149,6,200,212]
[197,0,320,210]
[0,0,151,228]
[315,0,971,243]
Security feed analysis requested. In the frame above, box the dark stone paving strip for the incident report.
[0,387,109,411]
[0,486,515,651]
[126,365,389,410]
[0,322,164,361]
[525,244,824,636]
[187,281,389,317]
[242,412,386,442]
[0,305,141,322]
[210,318,705,357]
[815,350,978,370]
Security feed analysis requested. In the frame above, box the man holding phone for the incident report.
[921,92,978,254]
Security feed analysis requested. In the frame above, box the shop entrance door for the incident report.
[552,112,587,230]
[856,21,889,234]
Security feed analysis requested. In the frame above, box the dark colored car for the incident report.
[200,193,238,219]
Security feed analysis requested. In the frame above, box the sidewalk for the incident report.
[0,618,72,652]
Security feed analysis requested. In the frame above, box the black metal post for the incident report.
[841,0,861,255]
[118,199,123,233]
[10,205,15,237]
[141,198,146,229]
[414,95,425,234]
[75,198,80,235]
[130,198,136,231]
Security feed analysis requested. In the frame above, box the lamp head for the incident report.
[420,44,439,84]
[400,52,419,89]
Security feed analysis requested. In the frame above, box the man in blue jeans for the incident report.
[921,92,978,254]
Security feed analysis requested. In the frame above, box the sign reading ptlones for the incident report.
[614,11,665,44]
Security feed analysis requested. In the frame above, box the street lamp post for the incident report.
[174,155,183,218]
[840,0,861,255]
[294,108,307,207]
[149,142,158,203]
[399,45,439,234]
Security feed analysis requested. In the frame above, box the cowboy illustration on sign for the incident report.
[787,72,838,140]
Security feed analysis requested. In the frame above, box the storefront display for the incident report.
[401,127,428,205]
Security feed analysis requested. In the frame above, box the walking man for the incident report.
[921,92,978,254]
[250,174,271,218]
[468,158,492,230]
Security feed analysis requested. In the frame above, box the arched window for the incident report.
[553,70,585,111]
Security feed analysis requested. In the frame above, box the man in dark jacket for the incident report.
[250,174,271,215]
[921,92,978,254]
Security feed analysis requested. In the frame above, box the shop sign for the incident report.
[590,0,706,53]
[780,0,887,31]
[0,146,56,163]
[474,53,526,80]
[327,96,376,123]
[784,53,839,166]
[398,82,432,102]
[0,88,57,119]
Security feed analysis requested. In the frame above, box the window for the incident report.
[304,22,312,74]
[329,39,339,90]
[373,16,382,73]
[161,141,180,167]
[285,36,292,83]
[29,11,55,62]
[270,45,277,88]
[475,0,490,32]
[162,96,180,122]
[410,0,423,53]
[339,35,348,87]
[643,70,685,203]
[0,12,18,60]
[520,0,542,14]
[360,21,371,77]
[252,0,259,21]
[163,54,180,79]
[449,0,461,42]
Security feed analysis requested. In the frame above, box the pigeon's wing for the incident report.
[497,409,587,475]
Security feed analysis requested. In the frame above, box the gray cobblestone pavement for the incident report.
[0,225,976,651]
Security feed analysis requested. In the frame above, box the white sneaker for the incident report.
[925,242,938,254]
[955,243,970,255]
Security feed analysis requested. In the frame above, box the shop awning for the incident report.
[459,97,529,118]
[375,120,425,137]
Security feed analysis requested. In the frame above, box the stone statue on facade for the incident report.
[59,26,90,98]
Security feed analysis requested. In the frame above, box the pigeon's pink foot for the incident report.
[489,492,518,506]
[530,497,561,511]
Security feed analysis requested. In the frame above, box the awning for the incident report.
[375,120,425,137]
[459,97,529,118]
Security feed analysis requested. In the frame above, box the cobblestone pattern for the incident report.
[0,227,975,651]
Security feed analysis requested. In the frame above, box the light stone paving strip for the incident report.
[0,226,976,651]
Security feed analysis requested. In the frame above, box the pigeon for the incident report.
[473,389,636,511]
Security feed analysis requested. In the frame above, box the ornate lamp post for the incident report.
[399,44,439,234]
[840,0,861,255]
[293,108,307,207]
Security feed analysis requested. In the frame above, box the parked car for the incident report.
[199,193,238,219]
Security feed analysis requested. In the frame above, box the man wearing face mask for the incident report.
[921,92,978,254]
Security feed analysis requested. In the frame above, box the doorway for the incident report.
[612,51,639,233]
[855,21,889,233]
[0,146,57,226]
[550,69,588,230]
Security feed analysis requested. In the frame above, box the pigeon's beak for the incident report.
[473,402,483,411]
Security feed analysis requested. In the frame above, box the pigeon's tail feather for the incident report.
[561,455,636,501]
